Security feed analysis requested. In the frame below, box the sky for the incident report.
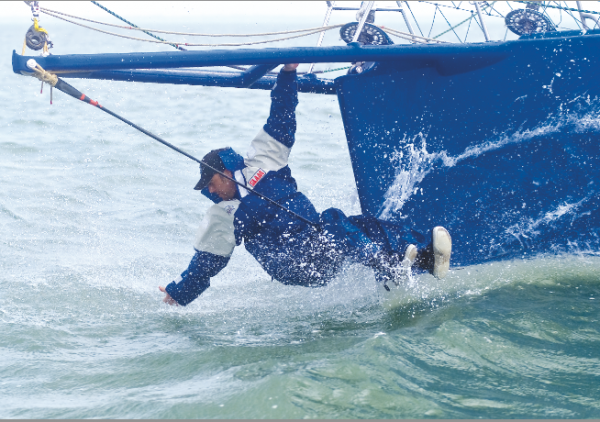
[4,1,598,47]
[5,1,600,20]
[3,1,333,18]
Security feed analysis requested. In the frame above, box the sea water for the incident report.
[1,14,599,419]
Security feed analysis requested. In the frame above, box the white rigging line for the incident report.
[39,7,343,38]
[40,9,342,47]
[39,6,453,48]
[382,27,451,43]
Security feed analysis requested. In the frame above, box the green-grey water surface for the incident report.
[1,12,599,419]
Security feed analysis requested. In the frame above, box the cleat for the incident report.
[432,226,452,279]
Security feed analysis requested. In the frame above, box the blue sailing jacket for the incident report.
[166,70,333,306]
[165,70,422,306]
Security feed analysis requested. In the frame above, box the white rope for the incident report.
[39,7,343,37]
[38,6,450,48]
[28,62,58,86]
[383,29,428,44]
[41,9,339,47]
[380,26,451,43]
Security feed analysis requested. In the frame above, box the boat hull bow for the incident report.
[336,32,600,266]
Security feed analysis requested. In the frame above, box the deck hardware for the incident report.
[505,4,556,36]
[308,1,336,74]
[352,1,376,43]
[576,1,600,30]
[397,1,416,43]
[473,1,491,41]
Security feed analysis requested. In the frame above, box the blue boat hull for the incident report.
[335,33,600,267]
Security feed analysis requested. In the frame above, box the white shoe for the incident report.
[432,226,452,279]
[375,244,418,289]
[402,244,418,268]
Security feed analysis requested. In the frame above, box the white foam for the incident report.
[503,197,589,249]
[379,254,600,310]
[379,107,600,220]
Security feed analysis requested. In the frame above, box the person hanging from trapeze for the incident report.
[159,63,452,306]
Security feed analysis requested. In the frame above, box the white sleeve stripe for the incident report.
[245,128,291,171]
[193,200,240,257]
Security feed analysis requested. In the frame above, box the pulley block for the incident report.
[340,22,393,46]
[505,9,556,36]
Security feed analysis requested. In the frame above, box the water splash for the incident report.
[379,254,600,310]
[379,106,600,220]
[503,197,590,250]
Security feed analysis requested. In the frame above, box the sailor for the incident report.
[159,63,452,306]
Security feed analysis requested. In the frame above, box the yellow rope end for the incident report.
[33,18,49,36]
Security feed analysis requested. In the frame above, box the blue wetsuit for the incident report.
[166,69,425,306]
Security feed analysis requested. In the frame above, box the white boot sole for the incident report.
[432,226,452,279]
[402,244,418,268]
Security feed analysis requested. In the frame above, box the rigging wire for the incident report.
[557,2,583,29]
[419,0,504,17]
[30,1,600,64]
[513,1,600,15]
[554,1,564,27]
[433,11,476,39]
[405,2,425,36]
[421,0,600,41]
[431,1,497,39]
[427,6,439,39]
[463,12,474,43]
[436,6,464,42]
[470,9,487,37]
[322,65,351,73]
[38,5,450,48]
[89,1,185,50]
[41,5,326,74]
[43,6,345,38]
[486,2,505,19]
[40,9,341,47]
[44,1,600,50]
[380,27,450,43]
